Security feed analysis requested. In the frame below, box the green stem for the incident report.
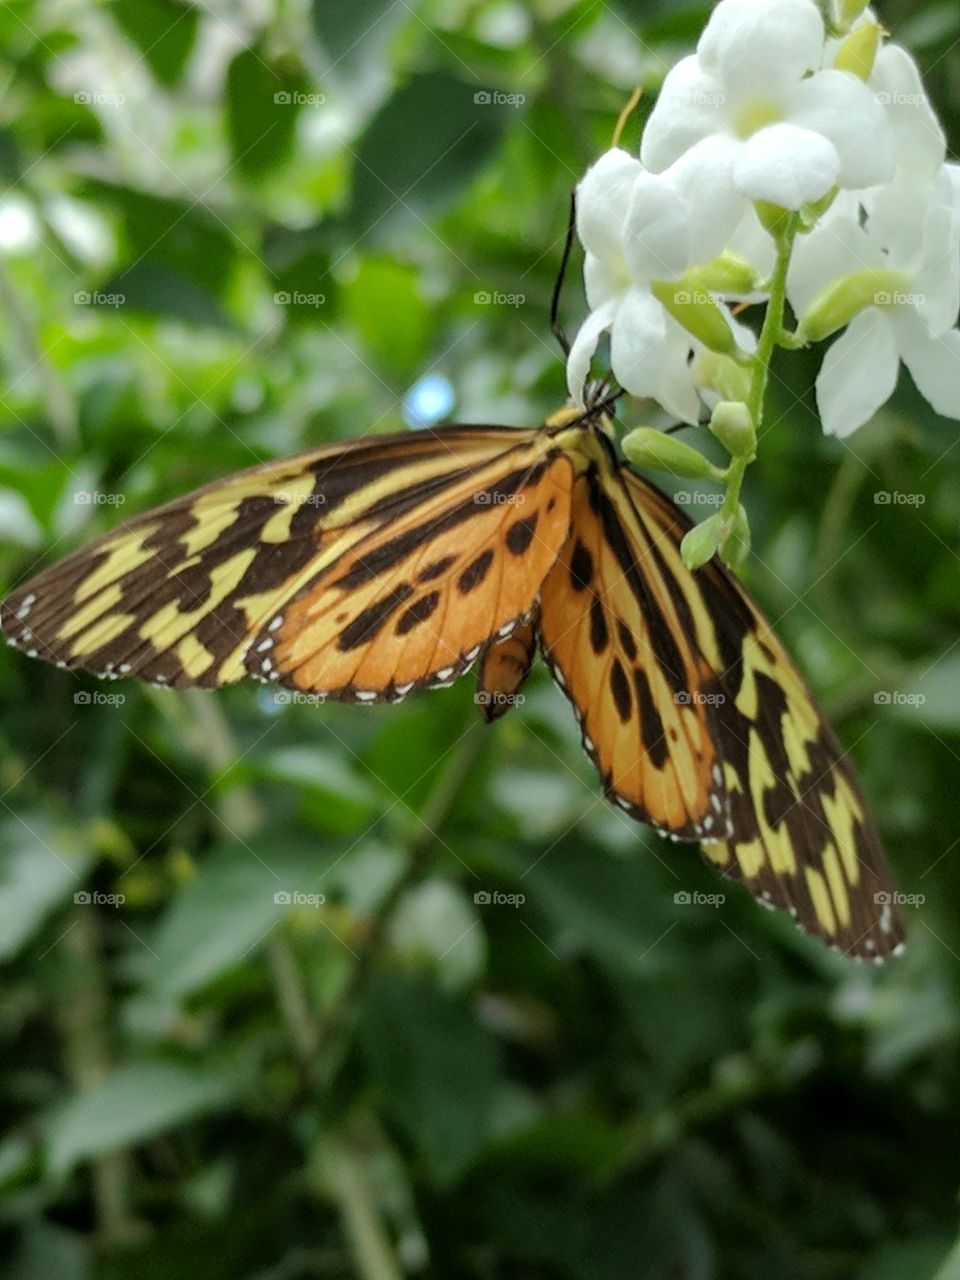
[322,1135,405,1280]
[60,907,142,1245]
[721,215,799,526]
[315,723,486,1078]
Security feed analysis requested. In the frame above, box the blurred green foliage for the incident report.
[2,1,960,1277]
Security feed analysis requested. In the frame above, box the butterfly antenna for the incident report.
[550,188,577,359]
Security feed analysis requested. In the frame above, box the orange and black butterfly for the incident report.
[1,402,904,960]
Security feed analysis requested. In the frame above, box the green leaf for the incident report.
[47,1060,239,1177]
[311,0,404,63]
[342,257,432,378]
[146,837,339,997]
[9,1223,91,1280]
[361,974,500,1185]
[0,815,93,961]
[109,0,200,87]
[225,47,304,177]
[97,264,231,328]
[350,71,515,230]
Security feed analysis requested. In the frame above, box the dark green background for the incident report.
[1,1,960,1277]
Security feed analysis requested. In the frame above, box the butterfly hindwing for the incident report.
[475,619,538,721]
[539,457,728,841]
[620,470,904,959]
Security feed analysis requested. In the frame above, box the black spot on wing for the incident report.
[418,555,457,583]
[589,596,609,656]
[505,513,538,555]
[569,542,593,592]
[617,618,638,662]
[395,591,441,636]
[633,668,669,769]
[458,549,494,594]
[338,583,414,650]
[610,658,632,723]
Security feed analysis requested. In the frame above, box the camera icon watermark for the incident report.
[874,690,925,707]
[473,90,525,107]
[75,490,125,506]
[674,690,725,706]
[273,90,325,107]
[873,490,925,506]
[673,889,725,907]
[874,890,925,906]
[273,290,325,307]
[474,690,525,709]
[74,90,126,107]
[74,890,126,906]
[73,690,125,707]
[74,290,125,308]
[273,889,326,906]
[473,889,525,907]
[473,290,525,308]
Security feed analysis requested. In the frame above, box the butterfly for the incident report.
[1,403,905,960]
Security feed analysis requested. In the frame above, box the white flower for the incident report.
[788,169,960,435]
[566,147,751,419]
[823,16,945,180]
[641,0,895,210]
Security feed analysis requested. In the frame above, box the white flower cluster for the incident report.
[569,0,960,437]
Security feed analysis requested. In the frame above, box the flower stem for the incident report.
[721,215,799,525]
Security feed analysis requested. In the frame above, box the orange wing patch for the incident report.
[539,463,727,841]
[249,455,573,701]
[475,619,538,722]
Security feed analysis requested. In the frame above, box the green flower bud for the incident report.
[797,268,911,343]
[834,0,871,35]
[692,351,754,404]
[754,201,793,239]
[835,19,882,80]
[709,402,756,458]
[681,514,723,571]
[651,280,743,359]
[691,252,762,296]
[622,427,722,480]
[800,186,839,230]
[720,504,751,572]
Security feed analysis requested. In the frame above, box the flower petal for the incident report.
[815,309,899,437]
[698,0,823,90]
[609,288,669,396]
[896,310,960,420]
[622,173,690,282]
[665,135,745,264]
[640,56,722,173]
[566,300,618,407]
[584,252,627,310]
[658,322,703,424]
[787,213,882,317]
[871,43,945,180]
[577,149,644,261]
[788,70,895,190]
[735,122,839,208]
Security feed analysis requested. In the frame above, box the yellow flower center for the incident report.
[733,100,783,139]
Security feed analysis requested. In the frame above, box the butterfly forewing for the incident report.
[252,451,572,699]
[621,470,905,959]
[1,426,569,694]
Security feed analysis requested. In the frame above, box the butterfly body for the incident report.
[2,407,905,959]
